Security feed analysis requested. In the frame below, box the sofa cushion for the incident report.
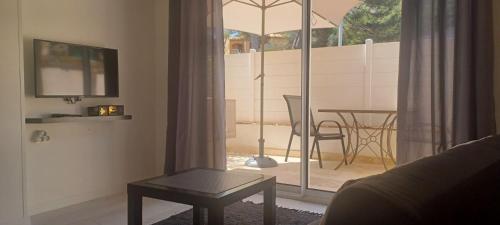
[320,135,500,225]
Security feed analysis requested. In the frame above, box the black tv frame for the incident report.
[33,39,119,98]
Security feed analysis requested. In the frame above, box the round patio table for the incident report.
[317,109,397,170]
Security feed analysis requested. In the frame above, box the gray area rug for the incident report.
[154,201,322,225]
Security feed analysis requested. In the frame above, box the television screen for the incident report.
[34,39,118,97]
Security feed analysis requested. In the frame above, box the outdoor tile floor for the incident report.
[227,154,389,192]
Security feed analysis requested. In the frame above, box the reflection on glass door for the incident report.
[223,0,303,187]
[224,45,302,187]
[308,0,402,191]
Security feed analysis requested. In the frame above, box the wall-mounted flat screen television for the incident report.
[34,39,119,97]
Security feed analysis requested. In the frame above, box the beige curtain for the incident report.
[165,0,226,175]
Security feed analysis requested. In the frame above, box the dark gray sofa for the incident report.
[313,135,500,225]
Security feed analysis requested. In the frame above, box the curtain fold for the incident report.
[165,0,226,175]
[397,0,496,164]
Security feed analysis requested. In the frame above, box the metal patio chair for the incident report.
[283,95,348,169]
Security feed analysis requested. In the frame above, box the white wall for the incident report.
[154,0,169,175]
[0,0,26,224]
[21,0,165,215]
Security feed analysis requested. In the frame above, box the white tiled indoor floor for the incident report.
[31,193,327,225]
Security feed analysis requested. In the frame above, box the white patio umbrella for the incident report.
[223,0,360,168]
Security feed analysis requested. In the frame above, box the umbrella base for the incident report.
[244,156,278,168]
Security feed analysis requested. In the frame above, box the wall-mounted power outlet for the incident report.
[31,130,50,143]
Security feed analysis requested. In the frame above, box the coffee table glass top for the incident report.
[147,169,264,194]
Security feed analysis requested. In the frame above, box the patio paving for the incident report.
[227,153,390,192]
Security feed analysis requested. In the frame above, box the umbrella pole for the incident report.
[258,4,266,159]
[245,0,278,168]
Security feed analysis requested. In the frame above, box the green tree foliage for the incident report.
[343,0,402,45]
[286,0,402,49]
[312,28,338,48]
[264,31,298,51]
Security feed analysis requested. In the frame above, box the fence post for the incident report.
[338,20,344,46]
[250,49,257,122]
[364,39,374,110]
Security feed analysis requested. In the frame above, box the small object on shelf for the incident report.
[99,106,108,116]
[88,106,109,116]
[108,105,124,116]
[88,105,124,116]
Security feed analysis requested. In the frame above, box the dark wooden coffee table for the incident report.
[127,168,276,225]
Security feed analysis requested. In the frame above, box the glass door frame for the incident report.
[274,0,334,203]
[300,0,312,194]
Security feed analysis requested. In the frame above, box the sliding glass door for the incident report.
[223,0,302,188]
[223,0,401,195]
[307,0,401,192]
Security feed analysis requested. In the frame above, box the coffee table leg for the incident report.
[207,206,224,225]
[128,192,142,225]
[264,182,276,225]
[193,205,205,225]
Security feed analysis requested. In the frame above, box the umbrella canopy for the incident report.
[223,0,360,35]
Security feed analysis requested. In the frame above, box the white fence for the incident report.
[225,41,399,124]
[225,41,400,156]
